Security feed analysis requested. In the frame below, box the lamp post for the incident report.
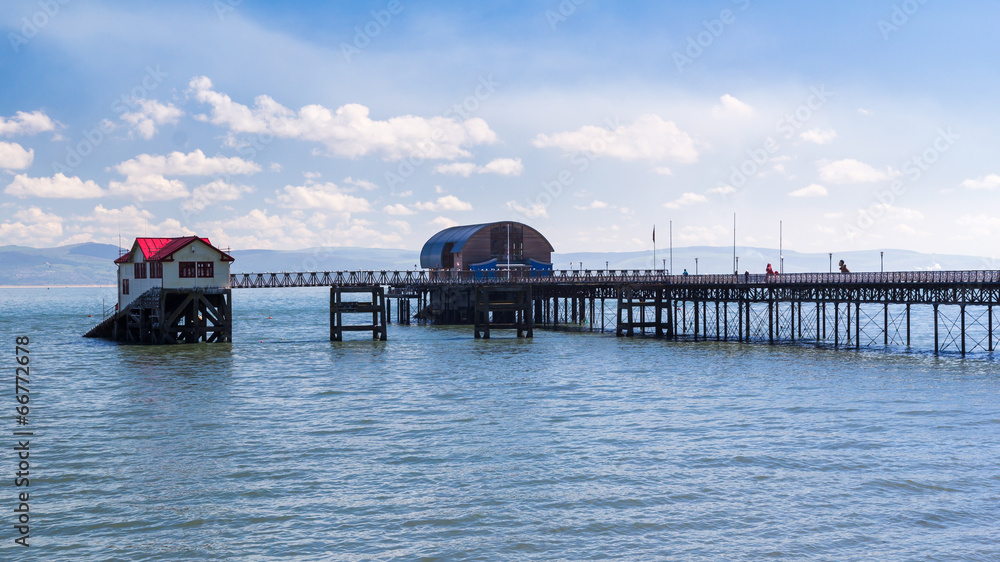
[695,257,699,275]
[736,256,739,273]
[880,251,884,273]
[606,260,609,272]
[829,253,832,273]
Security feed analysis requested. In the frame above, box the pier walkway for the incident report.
[228,269,1000,354]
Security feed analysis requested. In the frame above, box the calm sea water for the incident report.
[1,286,998,560]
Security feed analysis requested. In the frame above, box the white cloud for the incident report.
[818,159,896,184]
[434,162,478,177]
[275,182,371,213]
[183,180,253,212]
[434,157,524,177]
[430,216,458,228]
[707,185,736,195]
[533,114,698,163]
[960,174,1000,190]
[269,162,283,172]
[188,76,496,161]
[108,174,189,201]
[505,200,548,218]
[0,142,33,169]
[113,149,261,177]
[663,192,708,209]
[711,94,755,119]
[5,173,104,198]
[799,128,837,144]
[0,110,57,137]
[0,207,64,245]
[383,203,415,215]
[480,157,524,176]
[654,166,673,175]
[413,195,473,212]
[387,220,411,234]
[573,200,609,210]
[344,177,379,191]
[63,205,193,244]
[789,184,828,197]
[120,99,183,140]
[857,108,873,116]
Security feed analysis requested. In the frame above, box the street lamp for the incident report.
[880,251,884,273]
[662,258,666,271]
[829,253,832,273]
[736,256,739,273]
[695,257,699,275]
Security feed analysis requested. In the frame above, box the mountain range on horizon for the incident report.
[1,242,997,287]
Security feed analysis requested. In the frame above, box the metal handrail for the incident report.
[229,269,1000,288]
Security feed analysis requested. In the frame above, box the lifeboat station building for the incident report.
[419,221,554,274]
[85,236,235,344]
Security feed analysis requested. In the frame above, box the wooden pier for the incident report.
[85,287,232,344]
[330,286,387,341]
[230,269,1000,355]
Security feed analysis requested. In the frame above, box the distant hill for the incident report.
[1,242,996,286]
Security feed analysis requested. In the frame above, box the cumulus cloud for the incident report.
[430,216,458,228]
[711,94,755,119]
[573,200,609,210]
[114,149,261,177]
[188,76,496,161]
[120,99,184,139]
[182,180,253,212]
[789,184,828,197]
[433,157,524,177]
[818,159,896,183]
[275,182,371,213]
[383,204,415,216]
[434,162,478,177]
[108,174,189,201]
[344,177,379,191]
[654,167,673,175]
[663,192,708,209]
[960,174,1000,190]
[0,142,33,169]
[413,195,473,212]
[0,110,57,136]
[5,173,104,198]
[387,220,411,235]
[505,200,548,218]
[799,128,837,144]
[0,206,64,245]
[533,114,698,163]
[707,185,736,195]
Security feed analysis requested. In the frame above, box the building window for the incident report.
[197,261,215,278]
[122,278,129,295]
[179,262,196,278]
[150,262,163,279]
[134,262,147,279]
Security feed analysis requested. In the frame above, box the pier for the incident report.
[229,269,1000,355]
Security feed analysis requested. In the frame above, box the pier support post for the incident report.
[331,286,387,342]
[933,304,939,354]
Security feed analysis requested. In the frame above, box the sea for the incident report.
[1,286,998,560]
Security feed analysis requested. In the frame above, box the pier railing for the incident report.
[230,269,1000,288]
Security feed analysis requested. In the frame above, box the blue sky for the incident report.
[2,0,999,267]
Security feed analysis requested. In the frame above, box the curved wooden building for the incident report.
[420,221,554,270]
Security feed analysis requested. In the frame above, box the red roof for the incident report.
[114,236,235,263]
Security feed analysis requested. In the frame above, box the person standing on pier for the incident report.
[839,260,850,273]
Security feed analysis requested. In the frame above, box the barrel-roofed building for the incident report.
[420,221,554,271]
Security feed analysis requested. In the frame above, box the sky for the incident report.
[2,0,1000,265]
